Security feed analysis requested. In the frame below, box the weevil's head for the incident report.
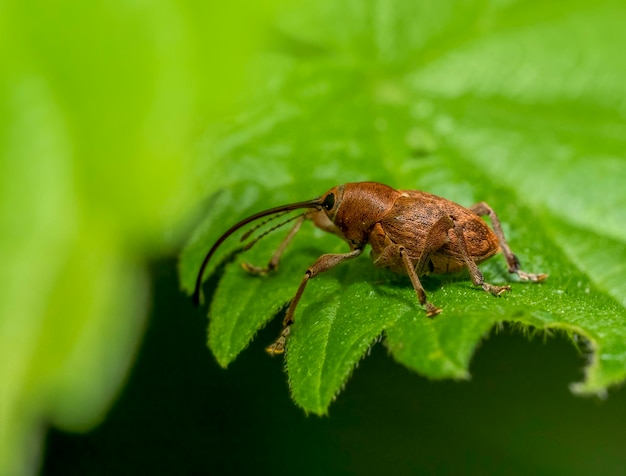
[319,182,397,246]
[304,185,346,241]
[318,184,344,220]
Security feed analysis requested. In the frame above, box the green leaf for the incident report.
[180,0,626,415]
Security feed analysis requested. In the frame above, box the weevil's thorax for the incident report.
[325,182,399,246]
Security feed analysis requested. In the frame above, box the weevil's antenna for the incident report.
[242,211,310,251]
[192,197,323,306]
[240,211,290,242]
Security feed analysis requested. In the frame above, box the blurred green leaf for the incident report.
[0,1,282,474]
[182,0,626,415]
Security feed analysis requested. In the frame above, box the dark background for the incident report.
[42,258,626,476]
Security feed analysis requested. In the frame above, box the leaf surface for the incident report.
[180,0,626,414]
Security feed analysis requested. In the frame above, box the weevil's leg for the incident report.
[373,217,453,317]
[398,247,442,317]
[266,247,364,355]
[469,202,548,282]
[450,216,511,296]
[242,216,305,276]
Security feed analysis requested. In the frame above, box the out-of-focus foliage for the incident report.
[181,0,626,414]
[0,1,281,474]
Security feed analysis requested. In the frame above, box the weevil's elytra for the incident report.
[193,182,547,355]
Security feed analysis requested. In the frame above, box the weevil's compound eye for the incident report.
[321,192,335,211]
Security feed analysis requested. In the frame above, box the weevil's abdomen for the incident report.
[371,190,500,275]
[430,216,499,274]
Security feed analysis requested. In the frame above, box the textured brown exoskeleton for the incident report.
[193,182,547,355]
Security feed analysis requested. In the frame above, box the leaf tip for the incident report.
[569,382,608,400]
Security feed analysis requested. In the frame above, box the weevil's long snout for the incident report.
[192,196,324,306]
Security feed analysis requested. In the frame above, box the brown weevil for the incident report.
[193,182,547,355]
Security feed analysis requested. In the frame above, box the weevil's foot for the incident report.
[517,270,548,282]
[483,283,511,296]
[425,303,442,318]
[241,262,270,276]
[265,340,285,355]
[265,326,291,356]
